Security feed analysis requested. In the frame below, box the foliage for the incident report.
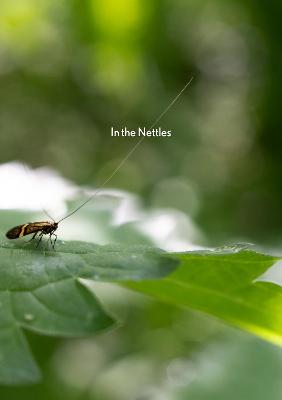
[0,241,280,385]
[126,247,282,345]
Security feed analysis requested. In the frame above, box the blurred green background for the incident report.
[1,0,282,398]
[1,0,282,246]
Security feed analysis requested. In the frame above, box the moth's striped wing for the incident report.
[6,222,50,239]
[6,224,25,239]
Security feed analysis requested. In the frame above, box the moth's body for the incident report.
[6,221,58,248]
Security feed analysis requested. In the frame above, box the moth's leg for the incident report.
[49,233,53,249]
[46,233,52,249]
[36,232,44,248]
[52,233,57,250]
[49,233,57,250]
[25,232,38,244]
[31,232,38,240]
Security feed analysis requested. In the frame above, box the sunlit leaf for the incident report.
[125,247,282,346]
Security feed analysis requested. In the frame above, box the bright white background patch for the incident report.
[0,161,204,251]
[0,161,76,217]
[255,260,282,286]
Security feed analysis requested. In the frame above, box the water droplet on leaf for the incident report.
[24,313,35,322]
[212,243,253,254]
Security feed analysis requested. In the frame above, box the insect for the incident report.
[6,221,58,249]
[5,77,193,249]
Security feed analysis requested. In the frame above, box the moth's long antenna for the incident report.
[42,208,55,222]
[22,163,55,222]
[58,77,194,223]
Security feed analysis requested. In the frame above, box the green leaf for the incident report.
[125,247,282,346]
[0,240,177,385]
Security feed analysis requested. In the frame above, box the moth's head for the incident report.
[52,222,58,230]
